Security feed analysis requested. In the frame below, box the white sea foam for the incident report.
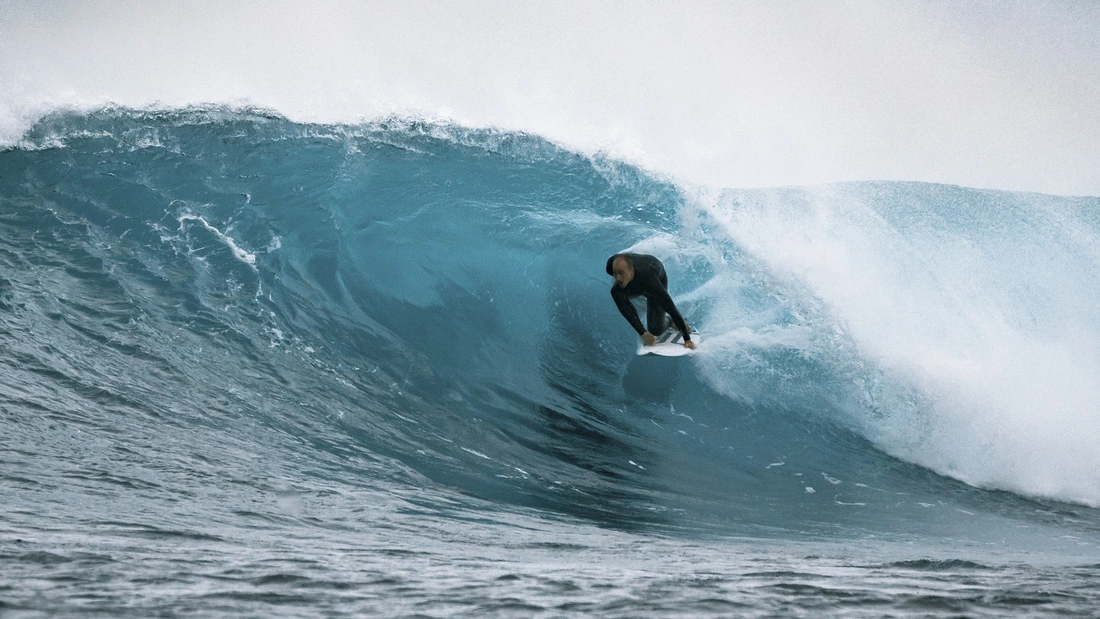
[178,214,257,269]
[695,184,1100,507]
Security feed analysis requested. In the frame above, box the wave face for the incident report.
[4,107,1100,542]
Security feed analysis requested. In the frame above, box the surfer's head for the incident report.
[609,254,634,288]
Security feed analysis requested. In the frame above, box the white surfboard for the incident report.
[636,326,701,357]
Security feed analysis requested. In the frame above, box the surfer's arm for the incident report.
[611,285,647,337]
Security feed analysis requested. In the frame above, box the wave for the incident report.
[3,106,1100,539]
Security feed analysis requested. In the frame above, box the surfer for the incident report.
[607,253,695,349]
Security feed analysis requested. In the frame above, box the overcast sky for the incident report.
[2,0,1098,195]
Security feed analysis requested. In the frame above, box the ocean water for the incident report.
[2,107,1100,617]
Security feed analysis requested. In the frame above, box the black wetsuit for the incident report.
[606,253,691,342]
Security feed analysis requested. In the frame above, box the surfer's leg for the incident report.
[646,301,670,335]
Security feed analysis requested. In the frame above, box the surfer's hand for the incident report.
[684,340,696,350]
[641,332,656,346]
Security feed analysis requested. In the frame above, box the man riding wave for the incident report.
[607,253,695,350]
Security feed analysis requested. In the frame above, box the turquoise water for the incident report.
[2,107,1099,617]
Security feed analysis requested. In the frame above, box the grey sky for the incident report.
[2,0,1098,194]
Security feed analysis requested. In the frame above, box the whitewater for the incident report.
[3,106,1100,617]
